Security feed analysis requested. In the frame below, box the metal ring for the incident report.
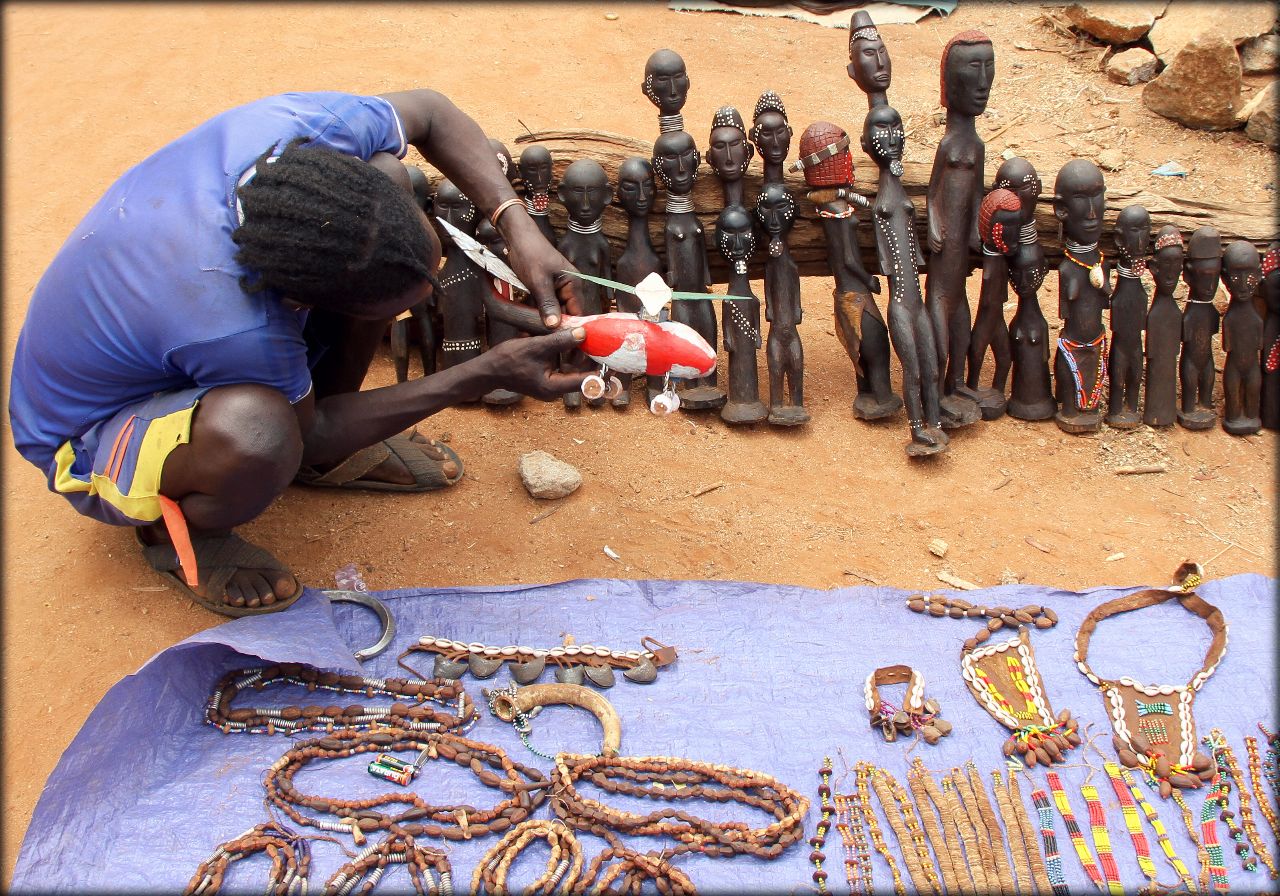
[323,590,396,662]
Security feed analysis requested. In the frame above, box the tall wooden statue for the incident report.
[716,206,768,425]
[556,159,614,409]
[1220,240,1264,435]
[1178,226,1222,430]
[1106,205,1152,429]
[433,180,486,387]
[1006,241,1055,420]
[518,145,557,246]
[1143,226,1184,427]
[615,156,664,408]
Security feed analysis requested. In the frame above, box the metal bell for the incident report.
[509,656,546,685]
[467,654,504,679]
[554,664,585,686]
[433,654,468,680]
[583,664,616,689]
[622,657,657,684]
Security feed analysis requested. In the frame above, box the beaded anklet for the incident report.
[205,665,477,735]
[833,792,872,896]
[470,819,583,896]
[1210,729,1278,879]
[855,761,905,896]
[1031,787,1072,896]
[402,635,677,688]
[1080,782,1124,895]
[871,768,941,896]
[1169,785,1214,894]
[1118,764,1195,893]
[322,828,453,896]
[570,847,694,895]
[1045,770,1105,891]
[811,758,834,893]
[907,760,961,895]
[1102,761,1162,892]
[1245,735,1280,850]
[864,664,953,744]
[184,821,310,896]
[942,773,988,894]
[1200,772,1232,892]
[992,769,1034,894]
[1005,768,1053,896]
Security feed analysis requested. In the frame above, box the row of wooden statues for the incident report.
[392,17,1279,455]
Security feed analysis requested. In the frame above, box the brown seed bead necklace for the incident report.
[264,729,549,845]
[854,761,905,896]
[992,768,1035,895]
[811,757,834,893]
[1005,766,1056,896]
[568,846,696,895]
[911,761,972,896]
[548,753,808,860]
[206,664,477,735]
[906,760,960,895]
[1209,728,1278,878]
[321,827,453,896]
[941,774,987,895]
[959,763,1016,896]
[1245,735,1280,850]
[470,818,583,896]
[871,767,942,896]
[184,820,311,896]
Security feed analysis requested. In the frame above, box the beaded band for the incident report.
[1081,783,1124,894]
[857,762,905,896]
[441,339,482,353]
[952,767,1004,895]
[1103,761,1161,890]
[1169,785,1213,893]
[1201,772,1231,892]
[470,819,583,896]
[1058,332,1109,411]
[962,763,1014,896]
[1031,788,1072,896]
[323,828,453,896]
[834,792,873,895]
[1120,764,1195,892]
[184,821,310,896]
[489,197,523,230]
[1046,770,1105,891]
[992,769,1034,895]
[1245,735,1280,851]
[811,758,834,893]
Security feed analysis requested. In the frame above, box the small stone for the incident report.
[1242,82,1280,147]
[1241,33,1280,73]
[1143,33,1243,130]
[1064,2,1167,45]
[928,538,949,558]
[1149,0,1277,65]
[517,450,583,499]
[604,12,619,20]
[999,568,1023,585]
[1097,148,1124,171]
[1106,47,1160,85]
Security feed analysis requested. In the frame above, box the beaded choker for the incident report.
[524,192,549,215]
[567,218,603,235]
[1021,222,1039,245]
[1064,244,1107,290]
[665,195,694,214]
[1074,566,1227,796]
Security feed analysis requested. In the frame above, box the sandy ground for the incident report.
[2,1,1275,881]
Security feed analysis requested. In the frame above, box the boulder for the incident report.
[1064,2,1167,45]
[1143,33,1243,130]
[1148,0,1277,64]
[518,450,582,499]
[1242,82,1279,147]
[1240,33,1280,74]
[1107,47,1161,84]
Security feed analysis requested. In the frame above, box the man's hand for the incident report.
[501,211,583,327]
[480,327,588,400]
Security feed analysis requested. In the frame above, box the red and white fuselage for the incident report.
[563,313,716,379]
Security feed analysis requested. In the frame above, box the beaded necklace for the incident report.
[1074,574,1227,796]
[323,829,453,896]
[812,758,834,894]
[1056,332,1109,411]
[992,769,1034,895]
[524,192,550,215]
[1064,240,1108,290]
[573,846,695,895]
[1102,761,1161,891]
[1245,735,1280,848]
[205,665,476,736]
[1031,787,1072,896]
[184,821,311,896]
[470,819,583,896]
[942,773,988,894]
[1080,782,1125,894]
[833,793,871,896]
[1169,785,1214,893]
[1005,768,1054,896]
[1045,770,1105,891]
[855,761,905,896]
[907,760,960,895]
[1200,772,1232,892]
[871,768,942,896]
[1208,729,1276,877]
[1261,724,1280,803]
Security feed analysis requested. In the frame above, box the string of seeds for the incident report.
[833,792,872,896]
[967,761,1016,896]
[869,767,940,896]
[321,828,453,896]
[568,847,695,896]
[549,753,808,860]
[1168,785,1213,893]
[1030,787,1072,896]
[953,765,1010,896]
[907,759,961,895]
[992,768,1035,894]
[942,773,988,894]
[470,819,583,896]
[1210,728,1278,879]
[1005,767,1054,896]
[264,729,549,844]
[1245,735,1280,849]
[184,821,311,896]
[811,758,834,893]
[855,761,905,896]
[205,664,476,735]
[1119,764,1194,893]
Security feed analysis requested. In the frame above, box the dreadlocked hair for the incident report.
[232,138,434,312]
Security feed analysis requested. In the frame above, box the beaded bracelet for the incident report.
[1168,784,1213,894]
[470,819,583,896]
[1200,771,1232,892]
[811,758,834,894]
[549,752,808,860]
[1211,729,1278,879]
[1102,761,1161,891]
[1045,770,1105,891]
[321,828,453,896]
[833,792,873,896]
[569,846,695,896]
[855,761,905,896]
[184,821,311,896]
[1031,787,1072,896]
[870,768,941,896]
[1080,783,1124,894]
[1245,735,1280,852]
[205,664,477,735]
[1118,764,1195,893]
[264,729,549,845]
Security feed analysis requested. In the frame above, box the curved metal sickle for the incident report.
[323,590,396,662]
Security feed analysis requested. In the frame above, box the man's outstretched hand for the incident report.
[481,327,588,400]
[501,211,583,327]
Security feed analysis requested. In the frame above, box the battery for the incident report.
[367,754,416,786]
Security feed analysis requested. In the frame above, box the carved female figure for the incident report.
[1219,240,1264,435]
[642,49,690,135]
[1143,226,1185,427]
[1106,205,1152,429]
[557,159,615,409]
[475,218,524,406]
[1178,226,1222,430]
[965,188,1021,419]
[1261,243,1280,431]
[863,105,946,455]
[756,182,808,426]
[750,91,793,186]
[1052,159,1110,434]
[925,30,994,429]
[615,157,664,407]
[518,145,557,245]
[707,106,754,210]
[433,180,486,383]
[1006,241,1055,420]
[391,165,437,382]
[847,11,892,108]
[716,206,768,425]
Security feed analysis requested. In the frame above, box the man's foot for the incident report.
[295,431,462,491]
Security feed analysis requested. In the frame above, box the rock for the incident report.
[517,450,582,499]
[928,538,949,558]
[1107,47,1161,84]
[1241,33,1280,73]
[1243,82,1280,147]
[1097,148,1125,171]
[1064,2,1167,45]
[1143,33,1243,130]
[1148,0,1277,65]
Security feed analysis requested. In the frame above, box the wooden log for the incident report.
[503,128,1274,284]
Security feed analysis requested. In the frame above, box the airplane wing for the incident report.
[435,216,528,293]
[560,270,639,295]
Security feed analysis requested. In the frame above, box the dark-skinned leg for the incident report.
[142,383,302,608]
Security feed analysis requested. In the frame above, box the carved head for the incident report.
[642,49,690,116]
[861,105,905,177]
[651,130,701,196]
[488,138,517,186]
[617,157,657,217]
[750,91,793,167]
[754,182,797,237]
[707,106,754,182]
[518,145,553,194]
[1183,226,1222,297]
[796,121,854,188]
[1151,226,1185,294]
[1221,239,1262,301]
[1009,242,1047,298]
[1053,159,1105,245]
[979,188,1023,256]
[993,156,1041,224]
[847,11,891,100]
[940,30,994,114]
[558,159,613,226]
[433,179,477,237]
[1113,205,1152,262]
[715,205,757,265]
[404,164,433,214]
[475,217,507,257]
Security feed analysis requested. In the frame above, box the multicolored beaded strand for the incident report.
[1103,761,1162,892]
[1045,770,1105,891]
[1209,730,1276,878]
[855,761,905,896]
[1031,788,1072,896]
[833,793,870,896]
[1007,767,1054,896]
[1121,765,1195,894]
[812,758,834,893]
[1245,735,1280,850]
[1200,772,1231,893]
[1081,783,1125,895]
[1260,724,1280,806]
[1170,785,1213,894]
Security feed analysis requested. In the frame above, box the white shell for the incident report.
[483,647,501,657]
[499,646,519,657]
[564,646,582,656]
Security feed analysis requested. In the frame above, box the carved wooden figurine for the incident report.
[433,180,486,385]
[1261,243,1280,431]
[965,188,1021,419]
[716,206,769,425]
[643,49,690,135]
[864,105,947,455]
[1006,241,1055,420]
[1052,159,1110,434]
[1178,226,1222,430]
[557,159,615,409]
[926,30,994,429]
[518,145,557,245]
[796,120,900,420]
[1107,205,1152,429]
[1219,240,1264,435]
[391,164,437,382]
[1143,226,1185,427]
[707,106,754,211]
[847,11,892,108]
[489,138,518,188]
[615,156,664,407]
[751,91,793,186]
[992,156,1043,257]
[475,218,524,406]
[756,182,809,426]
[653,130,723,409]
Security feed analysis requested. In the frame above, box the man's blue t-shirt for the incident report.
[9,91,407,471]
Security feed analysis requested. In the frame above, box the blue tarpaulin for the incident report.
[13,574,1276,894]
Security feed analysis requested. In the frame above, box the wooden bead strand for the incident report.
[1245,735,1280,851]
[321,827,453,896]
[470,819,583,896]
[811,757,834,893]
[855,761,905,896]
[184,821,310,896]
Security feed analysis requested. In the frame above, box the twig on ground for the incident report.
[1115,464,1167,475]
[687,481,725,498]
[937,571,978,591]
[530,505,564,525]
[992,476,1013,491]
[1025,536,1053,554]
[1189,517,1262,558]
[843,568,883,585]
[986,112,1026,145]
